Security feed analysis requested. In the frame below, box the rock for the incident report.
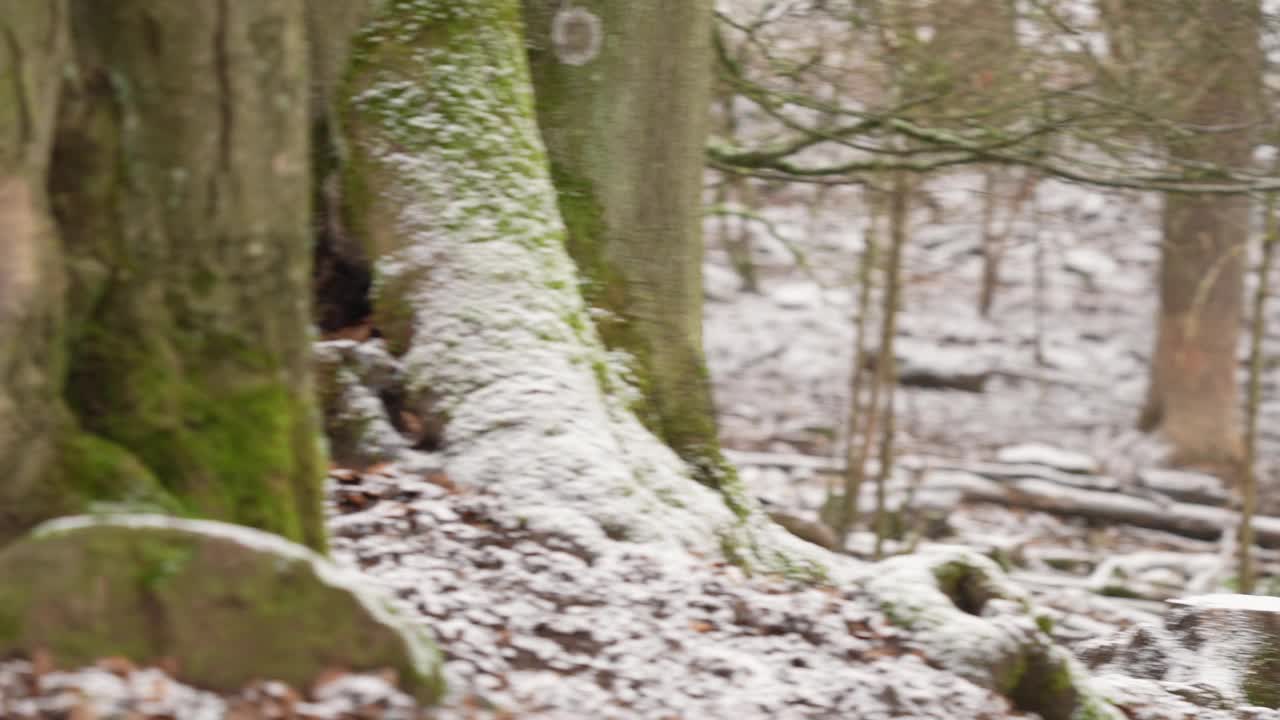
[314,341,411,467]
[1167,594,1280,708]
[996,443,1099,475]
[0,515,444,704]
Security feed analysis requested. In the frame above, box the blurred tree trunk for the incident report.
[0,0,78,539]
[1133,0,1261,469]
[0,0,326,548]
[306,0,378,334]
[521,1,731,487]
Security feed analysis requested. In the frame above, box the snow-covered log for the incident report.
[929,471,1280,546]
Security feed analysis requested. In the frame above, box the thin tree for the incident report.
[1239,187,1278,593]
[873,169,909,559]
[834,191,880,542]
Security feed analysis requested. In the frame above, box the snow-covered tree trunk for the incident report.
[521,0,730,487]
[340,0,822,572]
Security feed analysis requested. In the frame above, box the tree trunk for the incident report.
[1136,0,1260,469]
[340,0,822,574]
[521,0,729,487]
[0,0,78,540]
[1239,189,1278,593]
[42,0,324,548]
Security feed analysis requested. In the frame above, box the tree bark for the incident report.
[340,0,823,574]
[45,0,325,548]
[1135,0,1261,469]
[1239,189,1278,592]
[0,0,77,540]
[521,0,729,487]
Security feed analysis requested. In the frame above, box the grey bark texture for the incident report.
[0,0,75,540]
[1,0,327,548]
[522,0,731,487]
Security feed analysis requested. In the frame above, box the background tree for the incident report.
[1114,0,1264,469]
[522,0,733,487]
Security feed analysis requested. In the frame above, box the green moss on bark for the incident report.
[525,0,730,491]
[67,324,311,544]
[45,1,326,550]
[54,433,180,513]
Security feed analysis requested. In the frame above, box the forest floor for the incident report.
[294,172,1280,718]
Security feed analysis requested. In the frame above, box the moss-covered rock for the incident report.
[0,515,444,704]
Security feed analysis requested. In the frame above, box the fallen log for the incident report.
[929,470,1280,548]
[726,451,1280,548]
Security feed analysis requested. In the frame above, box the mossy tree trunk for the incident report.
[0,0,326,549]
[0,0,77,538]
[521,0,729,487]
[339,0,826,575]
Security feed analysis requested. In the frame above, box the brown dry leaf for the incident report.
[336,489,371,510]
[330,468,361,484]
[30,647,54,686]
[689,620,714,634]
[147,672,171,703]
[377,667,399,687]
[156,656,181,676]
[398,410,426,440]
[425,471,457,493]
[364,462,395,477]
[68,702,97,720]
[863,645,900,661]
[224,701,258,720]
[96,655,136,677]
[310,667,347,698]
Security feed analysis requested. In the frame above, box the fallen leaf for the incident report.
[310,667,347,698]
[330,468,361,484]
[31,647,54,686]
[365,462,396,477]
[96,655,136,677]
[425,471,457,493]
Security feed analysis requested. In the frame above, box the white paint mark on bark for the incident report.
[551,6,602,66]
